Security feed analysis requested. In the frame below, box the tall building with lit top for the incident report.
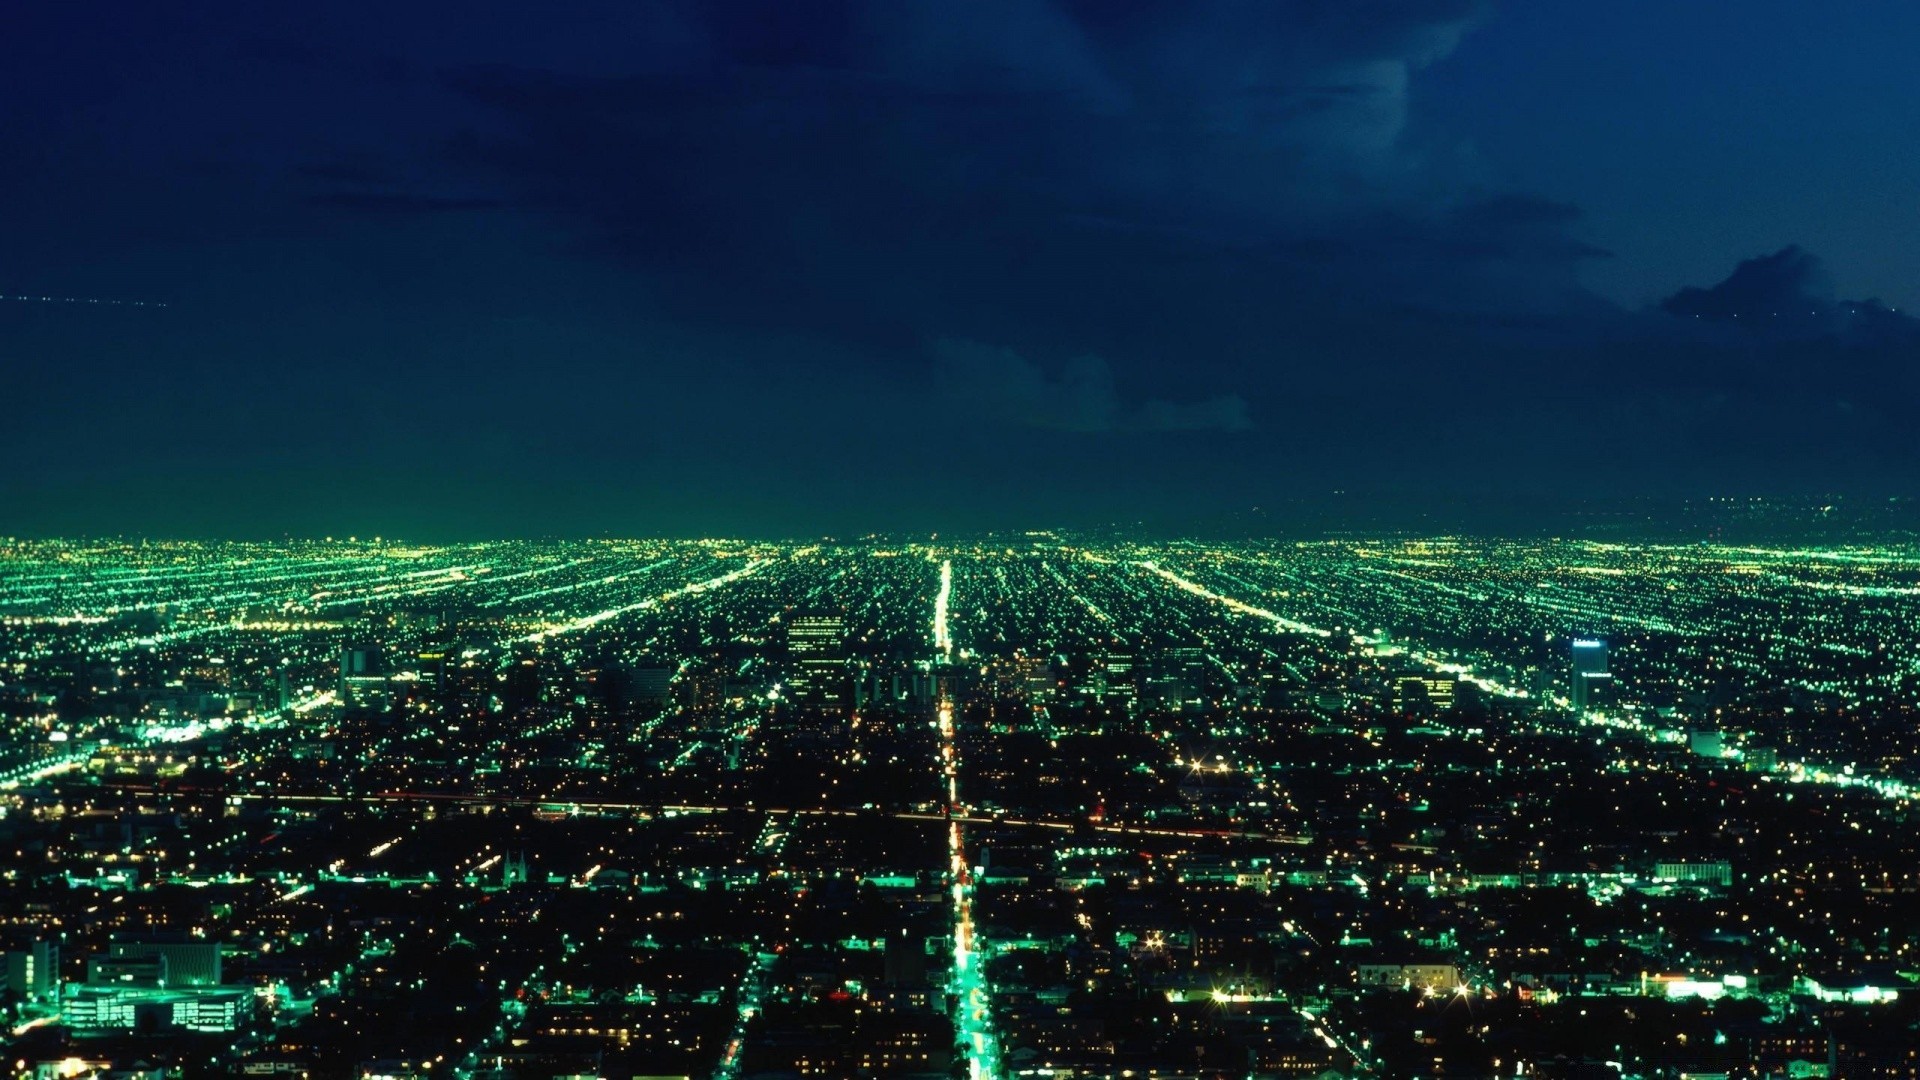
[1569,637,1611,716]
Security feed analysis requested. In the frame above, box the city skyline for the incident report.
[6,534,1920,1075]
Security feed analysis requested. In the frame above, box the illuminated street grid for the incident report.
[3,535,1920,1076]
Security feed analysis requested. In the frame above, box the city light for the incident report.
[4,533,1919,1076]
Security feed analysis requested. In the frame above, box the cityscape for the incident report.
[12,2,1920,1077]
[4,532,1920,1077]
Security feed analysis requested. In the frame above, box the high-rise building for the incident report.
[630,664,676,705]
[338,645,389,709]
[1569,638,1610,716]
[1571,637,1608,677]
[883,928,930,987]
[1139,648,1216,713]
[1575,669,1614,714]
[88,938,221,989]
[1395,674,1457,714]
[786,612,848,708]
[3,940,59,1004]
[414,645,453,693]
[686,664,728,721]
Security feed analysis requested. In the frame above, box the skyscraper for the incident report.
[1569,638,1611,716]
[785,611,849,709]
[337,645,389,709]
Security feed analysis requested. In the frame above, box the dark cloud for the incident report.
[1658,245,1920,347]
[3,1,1916,536]
[933,339,1251,433]
[1585,248,1920,487]
[429,1,1568,353]
[1661,245,1828,323]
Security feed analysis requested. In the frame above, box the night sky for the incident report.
[5,1,1918,539]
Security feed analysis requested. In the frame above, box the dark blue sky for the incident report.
[4,1,1917,538]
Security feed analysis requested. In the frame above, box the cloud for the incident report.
[1599,248,1920,481]
[1660,245,1828,323]
[21,0,1920,530]
[427,1,1561,348]
[932,339,1249,433]
[1658,245,1920,346]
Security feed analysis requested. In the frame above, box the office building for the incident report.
[2,940,59,1004]
[631,663,676,705]
[338,644,390,709]
[785,611,848,709]
[1395,673,1457,714]
[1569,637,1611,716]
[1654,861,1733,887]
[88,938,221,989]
